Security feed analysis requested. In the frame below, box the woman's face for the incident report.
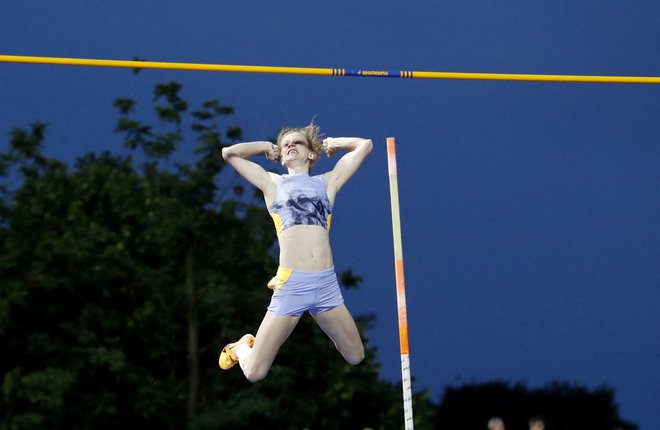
[279,131,312,165]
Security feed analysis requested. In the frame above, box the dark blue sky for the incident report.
[2,2,660,429]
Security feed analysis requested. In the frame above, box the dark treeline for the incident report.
[0,82,636,430]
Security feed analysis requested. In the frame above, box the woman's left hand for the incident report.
[321,138,338,158]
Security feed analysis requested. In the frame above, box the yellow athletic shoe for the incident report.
[218,334,255,370]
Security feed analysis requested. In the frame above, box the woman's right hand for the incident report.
[265,143,281,161]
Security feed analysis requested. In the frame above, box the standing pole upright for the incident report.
[386,137,414,430]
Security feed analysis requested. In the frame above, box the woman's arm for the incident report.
[322,137,373,198]
[221,141,280,192]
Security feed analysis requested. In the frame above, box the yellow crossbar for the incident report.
[2,54,660,84]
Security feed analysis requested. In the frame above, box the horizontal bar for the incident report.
[2,54,660,84]
[0,54,332,76]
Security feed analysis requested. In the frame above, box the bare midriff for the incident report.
[277,225,333,272]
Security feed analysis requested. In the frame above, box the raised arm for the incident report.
[322,137,373,201]
[221,141,280,197]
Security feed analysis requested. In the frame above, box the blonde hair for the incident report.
[276,120,323,170]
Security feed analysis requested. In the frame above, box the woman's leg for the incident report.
[312,304,365,365]
[239,310,301,382]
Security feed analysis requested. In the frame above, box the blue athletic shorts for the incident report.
[267,266,344,316]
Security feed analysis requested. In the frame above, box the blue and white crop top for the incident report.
[268,173,333,235]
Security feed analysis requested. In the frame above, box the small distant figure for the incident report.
[487,416,506,430]
[528,415,545,430]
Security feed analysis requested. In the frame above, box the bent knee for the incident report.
[344,346,365,365]
[243,365,269,383]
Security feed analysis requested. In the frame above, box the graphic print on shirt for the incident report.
[268,174,333,235]
[269,189,331,229]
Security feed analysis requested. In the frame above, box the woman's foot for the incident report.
[218,334,255,370]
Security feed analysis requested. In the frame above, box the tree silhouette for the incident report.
[435,380,637,430]
[0,82,435,429]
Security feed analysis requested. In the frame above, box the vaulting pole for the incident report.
[2,54,660,84]
[387,137,414,430]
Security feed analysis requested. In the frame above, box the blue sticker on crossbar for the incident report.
[342,69,414,78]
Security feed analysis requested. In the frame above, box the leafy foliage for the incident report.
[0,82,431,429]
[435,380,637,430]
